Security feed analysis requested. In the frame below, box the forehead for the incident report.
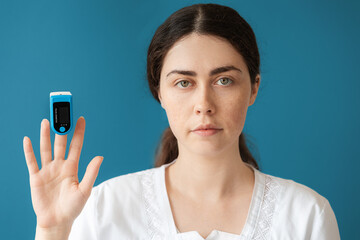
[161,33,248,77]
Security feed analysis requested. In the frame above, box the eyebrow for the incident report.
[166,65,242,78]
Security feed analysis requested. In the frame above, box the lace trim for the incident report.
[140,168,281,240]
[139,169,165,240]
[252,175,281,239]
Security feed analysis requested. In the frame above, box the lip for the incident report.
[192,129,222,136]
[191,124,222,136]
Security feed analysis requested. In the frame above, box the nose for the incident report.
[194,86,215,115]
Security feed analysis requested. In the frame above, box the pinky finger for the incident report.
[23,136,39,175]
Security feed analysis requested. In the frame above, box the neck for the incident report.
[166,142,255,203]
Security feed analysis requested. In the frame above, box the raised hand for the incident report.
[23,117,103,238]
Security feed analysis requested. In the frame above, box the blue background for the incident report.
[0,0,359,238]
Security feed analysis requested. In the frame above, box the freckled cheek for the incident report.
[164,99,190,136]
[222,100,248,131]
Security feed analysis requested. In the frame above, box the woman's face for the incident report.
[158,33,260,156]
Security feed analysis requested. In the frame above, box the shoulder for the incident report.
[70,167,161,240]
[268,172,327,209]
[92,166,159,199]
[260,171,327,217]
[75,166,161,238]
[259,171,340,239]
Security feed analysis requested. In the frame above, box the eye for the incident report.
[176,80,192,88]
[216,77,233,86]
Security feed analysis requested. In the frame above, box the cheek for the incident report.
[162,95,188,135]
[222,95,249,130]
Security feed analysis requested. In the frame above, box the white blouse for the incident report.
[68,159,340,240]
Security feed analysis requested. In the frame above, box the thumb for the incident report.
[79,156,103,198]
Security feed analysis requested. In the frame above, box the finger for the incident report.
[23,136,39,175]
[79,156,103,198]
[54,132,67,160]
[40,119,52,166]
[67,117,85,163]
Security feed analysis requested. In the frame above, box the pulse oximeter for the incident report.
[50,91,73,135]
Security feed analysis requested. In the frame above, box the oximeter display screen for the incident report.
[58,106,70,124]
[53,102,70,130]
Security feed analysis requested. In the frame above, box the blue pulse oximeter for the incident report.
[50,91,73,135]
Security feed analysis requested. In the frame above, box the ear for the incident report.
[249,74,260,106]
[158,89,164,109]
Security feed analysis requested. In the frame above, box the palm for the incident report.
[30,159,84,228]
[23,117,103,229]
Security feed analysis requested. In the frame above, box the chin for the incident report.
[188,141,227,155]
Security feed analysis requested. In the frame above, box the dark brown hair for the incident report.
[147,3,260,170]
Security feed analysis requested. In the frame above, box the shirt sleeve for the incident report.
[310,198,341,240]
[68,187,99,240]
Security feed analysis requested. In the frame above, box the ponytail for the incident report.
[154,127,178,167]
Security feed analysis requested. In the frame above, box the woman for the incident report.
[23,3,340,240]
